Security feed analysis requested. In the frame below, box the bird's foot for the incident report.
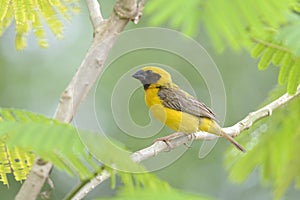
[183,133,196,148]
[153,137,173,151]
[153,132,186,151]
[183,142,192,148]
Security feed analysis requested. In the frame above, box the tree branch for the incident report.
[67,170,111,200]
[15,0,140,199]
[85,0,103,29]
[72,84,300,199]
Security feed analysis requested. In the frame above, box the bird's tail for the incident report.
[220,130,246,152]
[201,119,246,152]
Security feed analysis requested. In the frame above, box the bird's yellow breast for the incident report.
[145,88,199,133]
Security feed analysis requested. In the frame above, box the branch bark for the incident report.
[72,84,300,199]
[15,0,140,199]
[86,0,103,29]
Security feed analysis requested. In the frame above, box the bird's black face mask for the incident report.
[132,69,161,89]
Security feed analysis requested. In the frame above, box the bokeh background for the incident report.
[0,1,298,199]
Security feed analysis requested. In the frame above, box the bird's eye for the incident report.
[146,70,152,74]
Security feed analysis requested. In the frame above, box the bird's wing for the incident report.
[157,85,217,120]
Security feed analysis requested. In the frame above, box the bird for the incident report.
[132,66,246,152]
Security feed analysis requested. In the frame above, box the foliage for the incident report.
[0,107,200,200]
[0,108,188,199]
[1,0,299,92]
[0,108,51,185]
[0,0,80,50]
[250,30,300,94]
[224,85,300,199]
[0,108,143,186]
[99,187,212,200]
[1,0,300,198]
[145,0,300,94]
[146,0,289,50]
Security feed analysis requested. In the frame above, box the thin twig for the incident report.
[67,170,111,200]
[85,0,103,29]
[133,0,145,24]
[71,84,300,199]
[15,0,139,199]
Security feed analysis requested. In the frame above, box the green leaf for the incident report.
[79,130,144,173]
[0,108,143,186]
[224,85,300,199]
[251,43,266,58]
[99,187,212,200]
[275,13,300,56]
[258,47,276,70]
[145,0,300,93]
[0,108,54,185]
[145,0,294,50]
[287,63,300,94]
[278,53,293,85]
[250,36,299,93]
[0,0,80,49]
[271,49,285,65]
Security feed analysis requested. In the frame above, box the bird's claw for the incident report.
[183,142,192,148]
[153,137,174,151]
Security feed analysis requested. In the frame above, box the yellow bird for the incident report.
[132,66,246,152]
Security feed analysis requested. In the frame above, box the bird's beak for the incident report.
[132,70,145,81]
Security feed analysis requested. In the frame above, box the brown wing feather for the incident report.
[157,85,217,121]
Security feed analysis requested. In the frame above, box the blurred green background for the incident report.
[0,1,298,200]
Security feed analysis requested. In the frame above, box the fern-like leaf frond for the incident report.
[0,0,80,50]
[0,108,53,185]
[275,13,300,56]
[0,108,142,186]
[99,187,212,200]
[145,0,300,94]
[145,0,295,51]
[250,31,300,94]
[224,86,300,199]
